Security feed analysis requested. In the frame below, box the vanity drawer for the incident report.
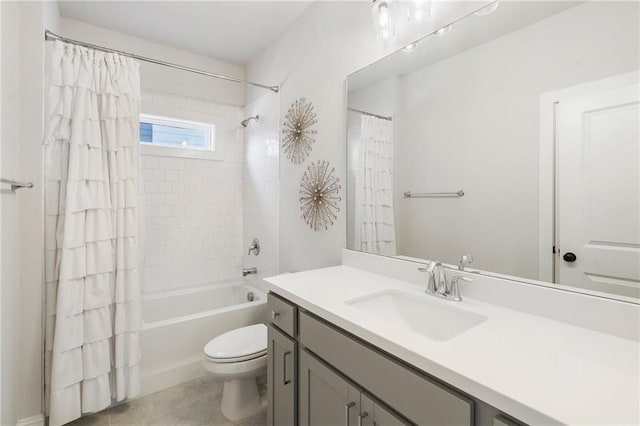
[299,311,473,426]
[268,292,297,337]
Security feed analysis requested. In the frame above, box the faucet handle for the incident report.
[450,276,472,301]
[248,238,260,256]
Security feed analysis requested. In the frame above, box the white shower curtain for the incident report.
[43,40,142,426]
[355,115,396,256]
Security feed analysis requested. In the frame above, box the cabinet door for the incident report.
[299,349,361,426]
[360,393,412,426]
[268,325,297,426]
[299,311,473,425]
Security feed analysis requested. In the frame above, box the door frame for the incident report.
[538,71,640,283]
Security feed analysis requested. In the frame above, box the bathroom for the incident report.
[0,0,638,425]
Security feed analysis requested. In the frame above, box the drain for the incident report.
[247,292,255,302]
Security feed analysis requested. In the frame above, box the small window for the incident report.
[139,114,219,159]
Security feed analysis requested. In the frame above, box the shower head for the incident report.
[241,115,260,127]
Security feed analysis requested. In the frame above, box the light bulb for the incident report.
[435,24,452,36]
[379,3,389,26]
[401,43,417,52]
[372,0,396,42]
[474,1,499,16]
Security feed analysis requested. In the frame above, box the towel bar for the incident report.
[1,178,34,193]
[403,190,464,198]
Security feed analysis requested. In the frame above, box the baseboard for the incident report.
[140,358,206,397]
[16,414,44,426]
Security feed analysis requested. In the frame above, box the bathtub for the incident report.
[140,280,267,396]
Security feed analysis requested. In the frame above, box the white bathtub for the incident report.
[140,280,267,396]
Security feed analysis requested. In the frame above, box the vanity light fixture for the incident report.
[372,0,396,41]
[401,42,418,52]
[409,0,431,21]
[473,0,499,16]
[435,24,453,36]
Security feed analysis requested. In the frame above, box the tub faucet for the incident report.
[242,267,257,277]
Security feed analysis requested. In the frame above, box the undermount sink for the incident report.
[345,290,487,342]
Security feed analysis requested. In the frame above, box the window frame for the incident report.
[139,113,222,160]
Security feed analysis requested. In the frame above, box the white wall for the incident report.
[247,1,483,273]
[0,5,6,424]
[0,1,59,423]
[1,3,22,423]
[18,2,56,419]
[394,1,639,279]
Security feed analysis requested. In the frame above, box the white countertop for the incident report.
[265,265,640,426]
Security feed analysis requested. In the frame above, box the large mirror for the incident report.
[347,1,640,301]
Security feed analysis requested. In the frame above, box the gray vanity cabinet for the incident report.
[298,311,473,426]
[267,324,297,426]
[299,348,411,426]
[298,348,362,426]
[267,292,299,426]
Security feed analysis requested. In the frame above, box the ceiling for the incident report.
[57,1,314,65]
[348,1,582,92]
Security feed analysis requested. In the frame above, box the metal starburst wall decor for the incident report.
[299,160,342,231]
[282,97,317,164]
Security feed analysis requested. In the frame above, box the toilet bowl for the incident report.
[202,323,267,421]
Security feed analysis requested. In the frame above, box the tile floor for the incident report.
[69,376,267,426]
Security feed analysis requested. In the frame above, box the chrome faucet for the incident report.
[418,261,446,295]
[418,262,472,302]
[242,267,257,277]
[418,261,439,294]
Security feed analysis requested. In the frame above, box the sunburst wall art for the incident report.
[282,97,317,164]
[299,160,342,231]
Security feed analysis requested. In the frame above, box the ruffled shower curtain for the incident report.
[43,40,142,426]
[355,115,396,256]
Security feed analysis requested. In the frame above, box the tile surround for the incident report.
[140,91,245,293]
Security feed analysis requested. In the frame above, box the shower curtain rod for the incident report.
[348,107,392,121]
[44,30,280,93]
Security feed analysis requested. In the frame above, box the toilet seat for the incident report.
[205,349,267,364]
[204,323,267,363]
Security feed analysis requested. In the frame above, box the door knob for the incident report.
[563,252,577,262]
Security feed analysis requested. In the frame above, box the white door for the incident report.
[556,76,640,298]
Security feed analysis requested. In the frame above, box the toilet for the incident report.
[202,323,268,421]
